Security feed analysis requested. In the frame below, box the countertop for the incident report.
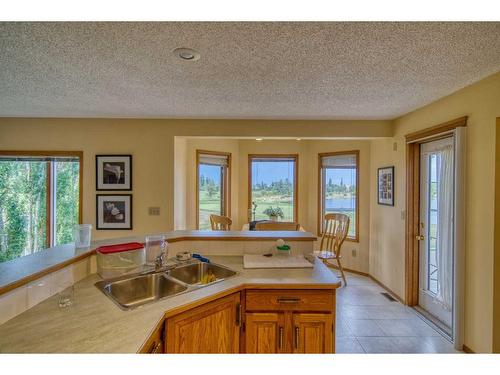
[0,255,339,353]
[0,230,317,295]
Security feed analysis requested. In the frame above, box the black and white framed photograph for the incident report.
[96,155,132,190]
[96,194,133,230]
[378,166,395,206]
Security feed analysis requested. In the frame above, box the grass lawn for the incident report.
[199,190,222,229]
[199,189,357,234]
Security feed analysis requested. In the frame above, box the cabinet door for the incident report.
[165,293,241,353]
[292,313,333,354]
[139,323,164,354]
[246,313,286,353]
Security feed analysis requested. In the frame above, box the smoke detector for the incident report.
[173,48,201,61]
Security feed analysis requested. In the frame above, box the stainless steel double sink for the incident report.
[95,261,237,310]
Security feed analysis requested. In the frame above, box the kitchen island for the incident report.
[0,255,340,353]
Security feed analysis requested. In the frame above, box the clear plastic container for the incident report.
[96,242,145,279]
[74,224,92,248]
[145,235,167,265]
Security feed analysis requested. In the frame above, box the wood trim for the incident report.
[462,345,475,353]
[248,154,299,222]
[405,142,420,306]
[405,116,467,143]
[369,274,405,304]
[195,149,232,230]
[317,150,360,242]
[324,262,369,277]
[46,161,52,248]
[404,116,467,306]
[0,150,84,247]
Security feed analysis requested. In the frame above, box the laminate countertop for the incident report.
[0,256,339,353]
[0,230,317,296]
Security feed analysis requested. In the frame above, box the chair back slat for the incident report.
[210,215,232,231]
[320,213,350,256]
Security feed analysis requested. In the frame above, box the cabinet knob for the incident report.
[278,327,284,350]
[294,327,299,349]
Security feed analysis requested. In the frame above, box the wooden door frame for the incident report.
[404,116,467,306]
[195,149,232,230]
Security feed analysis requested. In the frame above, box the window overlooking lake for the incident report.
[249,155,297,222]
[319,151,358,240]
[0,153,81,263]
[197,151,231,230]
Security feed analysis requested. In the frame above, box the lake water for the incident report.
[325,198,355,212]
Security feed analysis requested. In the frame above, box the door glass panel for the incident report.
[198,164,223,230]
[427,154,439,294]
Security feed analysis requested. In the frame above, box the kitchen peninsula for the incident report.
[0,231,340,354]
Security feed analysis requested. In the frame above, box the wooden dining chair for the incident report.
[318,213,350,285]
[254,221,300,231]
[210,214,232,231]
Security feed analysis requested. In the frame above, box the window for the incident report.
[0,152,82,263]
[318,151,359,240]
[248,155,298,222]
[196,150,231,230]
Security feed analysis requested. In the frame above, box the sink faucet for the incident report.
[154,252,167,271]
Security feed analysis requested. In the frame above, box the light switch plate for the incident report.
[149,207,160,216]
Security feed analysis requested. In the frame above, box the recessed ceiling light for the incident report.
[173,48,201,61]
[256,138,263,141]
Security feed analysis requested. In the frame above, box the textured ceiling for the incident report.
[0,22,499,120]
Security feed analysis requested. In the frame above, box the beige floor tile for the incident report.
[347,319,385,337]
[335,271,460,354]
[336,337,365,353]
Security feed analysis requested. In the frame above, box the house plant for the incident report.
[263,206,284,221]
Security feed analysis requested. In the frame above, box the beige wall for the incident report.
[369,71,500,353]
[0,118,390,242]
[181,138,371,273]
[173,137,187,230]
[494,117,500,354]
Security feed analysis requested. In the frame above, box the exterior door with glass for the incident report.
[418,137,454,331]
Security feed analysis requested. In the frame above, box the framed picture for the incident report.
[378,166,395,206]
[96,194,133,230]
[96,155,132,191]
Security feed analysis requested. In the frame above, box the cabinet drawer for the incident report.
[245,289,333,312]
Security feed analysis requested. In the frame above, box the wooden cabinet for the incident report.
[245,312,286,353]
[165,293,241,353]
[139,322,164,354]
[245,289,335,354]
[151,288,336,354]
[292,313,333,353]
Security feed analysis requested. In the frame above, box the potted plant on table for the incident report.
[263,206,284,221]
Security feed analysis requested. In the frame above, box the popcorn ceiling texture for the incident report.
[0,22,499,119]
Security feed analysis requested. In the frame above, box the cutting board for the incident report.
[243,254,313,269]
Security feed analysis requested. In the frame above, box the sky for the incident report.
[200,161,356,186]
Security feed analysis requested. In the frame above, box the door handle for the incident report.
[294,326,299,349]
[277,297,301,304]
[416,235,425,241]
[236,303,242,327]
[278,327,284,350]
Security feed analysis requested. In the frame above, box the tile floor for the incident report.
[335,271,461,354]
